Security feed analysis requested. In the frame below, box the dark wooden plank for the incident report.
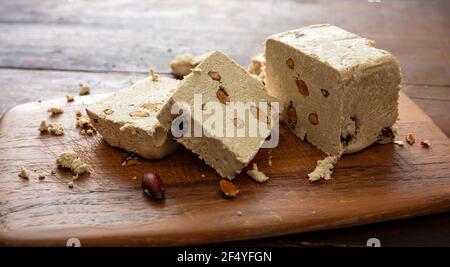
[0,92,449,246]
[0,0,449,84]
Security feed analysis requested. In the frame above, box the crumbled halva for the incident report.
[86,77,180,159]
[308,155,338,182]
[265,24,402,155]
[158,51,278,178]
[248,54,266,84]
[47,107,64,115]
[56,150,90,176]
[170,53,208,78]
[247,163,269,183]
[39,120,64,136]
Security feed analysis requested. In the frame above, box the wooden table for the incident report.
[0,0,449,246]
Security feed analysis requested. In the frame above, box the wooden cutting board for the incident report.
[0,92,449,246]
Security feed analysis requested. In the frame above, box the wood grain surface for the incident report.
[0,0,449,246]
[0,92,449,246]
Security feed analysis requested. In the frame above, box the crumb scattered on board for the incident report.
[38,173,46,180]
[150,68,159,82]
[66,95,75,102]
[18,167,30,179]
[308,155,339,183]
[47,107,64,115]
[122,153,141,167]
[247,163,269,183]
[39,120,64,136]
[76,113,96,135]
[79,84,90,96]
[406,133,415,145]
[56,151,90,178]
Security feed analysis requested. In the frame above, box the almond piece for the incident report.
[286,58,295,69]
[250,105,269,124]
[320,89,330,98]
[287,102,297,129]
[308,112,319,125]
[129,111,150,117]
[104,109,114,115]
[296,79,309,96]
[406,133,415,145]
[208,71,221,81]
[216,86,230,104]
[220,179,239,199]
[142,103,159,112]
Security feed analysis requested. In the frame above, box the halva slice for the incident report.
[265,24,402,155]
[86,77,179,159]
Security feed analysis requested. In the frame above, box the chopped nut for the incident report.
[296,79,309,96]
[320,89,330,97]
[66,95,75,102]
[420,140,430,148]
[47,107,64,115]
[103,109,114,115]
[150,68,159,82]
[18,167,30,180]
[247,163,269,183]
[79,84,90,96]
[142,173,164,200]
[216,86,230,104]
[287,102,297,129]
[250,105,269,124]
[142,103,159,112]
[308,113,319,125]
[122,153,141,167]
[124,158,140,167]
[38,173,46,180]
[406,133,415,145]
[208,71,221,81]
[129,111,150,117]
[220,179,239,199]
[286,58,295,69]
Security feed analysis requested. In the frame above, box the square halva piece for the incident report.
[265,24,402,155]
[158,51,278,178]
[86,77,179,159]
